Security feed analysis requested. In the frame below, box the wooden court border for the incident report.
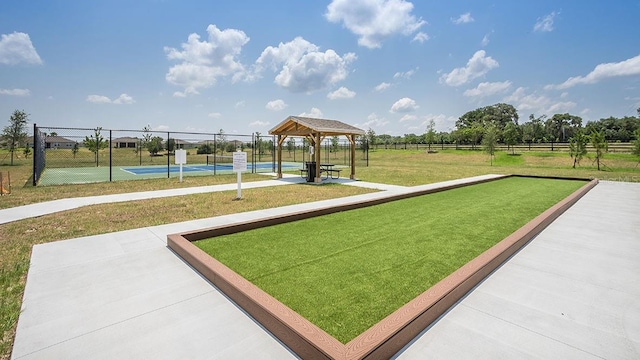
[167,175,598,359]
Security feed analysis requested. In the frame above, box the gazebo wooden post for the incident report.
[348,135,356,180]
[276,135,286,178]
[314,132,321,183]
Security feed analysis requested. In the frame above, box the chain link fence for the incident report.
[32,125,368,186]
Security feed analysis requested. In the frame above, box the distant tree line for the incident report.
[362,103,640,147]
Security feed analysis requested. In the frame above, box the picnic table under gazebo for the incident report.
[269,116,365,183]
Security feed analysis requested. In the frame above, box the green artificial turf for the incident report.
[195,177,586,343]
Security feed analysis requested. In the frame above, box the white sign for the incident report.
[233,151,247,173]
[174,149,187,165]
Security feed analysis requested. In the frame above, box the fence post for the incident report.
[33,123,37,186]
[109,130,112,182]
[167,132,170,178]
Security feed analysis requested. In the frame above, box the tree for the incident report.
[366,128,376,150]
[83,127,109,166]
[482,125,498,165]
[72,142,79,158]
[286,137,295,154]
[503,122,520,154]
[166,138,176,153]
[197,143,213,154]
[23,145,32,158]
[218,129,227,155]
[546,113,582,142]
[141,125,152,154]
[590,130,607,171]
[424,119,437,151]
[456,103,519,136]
[568,131,588,168]
[632,129,640,165]
[330,136,339,156]
[146,136,164,156]
[2,110,29,165]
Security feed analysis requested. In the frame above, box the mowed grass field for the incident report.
[195,177,587,343]
[0,146,638,358]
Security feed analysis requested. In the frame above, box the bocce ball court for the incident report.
[168,175,596,359]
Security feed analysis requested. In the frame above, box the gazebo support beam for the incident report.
[348,135,356,180]
[314,132,321,183]
[276,135,287,178]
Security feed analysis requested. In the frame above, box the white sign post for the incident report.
[233,150,247,199]
[174,149,187,182]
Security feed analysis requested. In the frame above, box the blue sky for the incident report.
[1,0,639,136]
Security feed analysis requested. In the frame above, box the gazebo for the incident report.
[269,116,365,183]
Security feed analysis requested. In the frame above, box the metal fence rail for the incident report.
[32,125,369,186]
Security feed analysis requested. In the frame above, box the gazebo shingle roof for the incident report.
[269,116,364,136]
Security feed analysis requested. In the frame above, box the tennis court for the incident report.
[38,162,299,186]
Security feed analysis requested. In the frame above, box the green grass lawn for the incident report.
[194,177,586,343]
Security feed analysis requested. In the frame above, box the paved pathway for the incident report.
[9,177,639,359]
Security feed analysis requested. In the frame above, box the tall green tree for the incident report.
[330,136,339,156]
[218,129,227,155]
[502,122,520,154]
[456,103,519,138]
[365,128,376,150]
[83,127,109,166]
[568,131,588,168]
[2,110,29,165]
[146,136,164,156]
[424,119,437,151]
[286,137,295,155]
[546,113,582,142]
[632,129,640,165]
[482,125,499,166]
[590,130,607,171]
[72,142,79,158]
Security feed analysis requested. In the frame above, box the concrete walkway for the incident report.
[0,174,407,225]
[10,178,640,359]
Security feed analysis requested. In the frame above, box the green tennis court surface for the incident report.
[37,162,298,185]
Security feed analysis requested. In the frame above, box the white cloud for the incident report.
[266,99,287,111]
[0,32,42,65]
[399,114,417,122]
[580,108,590,116]
[390,97,418,113]
[533,11,558,33]
[164,24,250,96]
[0,88,30,96]
[412,32,429,43]
[299,107,323,118]
[155,125,170,131]
[374,82,391,92]
[463,81,512,98]
[481,33,490,47]
[393,67,418,79]
[86,93,135,104]
[545,54,640,90]
[503,87,576,115]
[235,100,246,108]
[355,112,389,129]
[327,86,356,99]
[255,37,356,93]
[208,112,221,118]
[440,50,499,86]
[249,120,270,127]
[112,93,135,104]
[86,95,112,103]
[451,12,474,25]
[325,0,425,49]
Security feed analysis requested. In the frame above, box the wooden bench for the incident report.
[299,169,308,178]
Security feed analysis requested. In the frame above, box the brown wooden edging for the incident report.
[167,176,598,360]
